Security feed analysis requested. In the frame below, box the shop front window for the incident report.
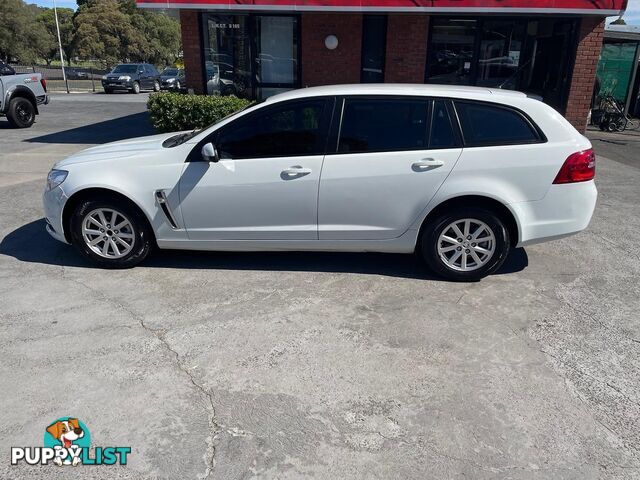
[203,14,299,100]
[426,19,477,85]
[477,20,525,89]
[361,15,387,83]
[426,17,578,112]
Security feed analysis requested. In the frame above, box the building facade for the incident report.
[137,0,626,132]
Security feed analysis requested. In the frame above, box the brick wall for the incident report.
[301,14,363,86]
[565,17,605,132]
[180,10,205,94]
[385,15,429,83]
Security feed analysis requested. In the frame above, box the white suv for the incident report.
[43,84,596,281]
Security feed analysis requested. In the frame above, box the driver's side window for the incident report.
[215,99,330,160]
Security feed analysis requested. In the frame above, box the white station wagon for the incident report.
[43,84,596,281]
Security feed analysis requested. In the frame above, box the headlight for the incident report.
[118,75,131,81]
[166,78,175,83]
[46,169,68,191]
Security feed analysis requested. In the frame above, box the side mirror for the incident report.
[201,142,219,163]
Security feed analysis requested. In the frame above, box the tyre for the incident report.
[104,88,113,94]
[69,197,153,268]
[175,81,181,91]
[419,207,510,281]
[153,80,160,92]
[6,97,35,128]
[131,81,140,94]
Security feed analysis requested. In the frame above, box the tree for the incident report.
[36,7,75,65]
[0,0,50,63]
[72,0,181,68]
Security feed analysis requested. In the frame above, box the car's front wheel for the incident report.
[420,207,510,281]
[69,197,153,268]
[131,81,140,94]
[153,80,160,92]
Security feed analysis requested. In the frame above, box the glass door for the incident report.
[203,14,299,100]
[254,16,299,98]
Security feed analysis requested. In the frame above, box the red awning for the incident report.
[137,0,626,15]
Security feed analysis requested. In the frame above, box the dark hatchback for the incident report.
[160,67,185,91]
[102,64,161,94]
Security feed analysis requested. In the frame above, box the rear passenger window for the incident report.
[454,101,540,146]
[429,100,458,149]
[338,98,428,153]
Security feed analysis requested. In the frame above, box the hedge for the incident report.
[147,92,251,133]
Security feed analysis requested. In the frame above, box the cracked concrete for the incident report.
[1,94,639,479]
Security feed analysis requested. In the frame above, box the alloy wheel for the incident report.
[437,218,496,272]
[81,208,135,259]
[16,103,33,124]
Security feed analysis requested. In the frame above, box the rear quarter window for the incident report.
[454,101,542,147]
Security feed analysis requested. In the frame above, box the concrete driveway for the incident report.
[1,94,639,479]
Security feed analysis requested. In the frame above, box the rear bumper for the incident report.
[510,180,597,247]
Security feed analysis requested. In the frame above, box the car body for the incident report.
[66,68,90,80]
[0,60,49,128]
[160,67,185,91]
[43,84,597,280]
[101,64,160,94]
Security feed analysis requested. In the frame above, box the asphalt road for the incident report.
[586,125,640,169]
[1,93,639,479]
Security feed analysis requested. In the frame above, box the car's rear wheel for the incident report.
[420,207,510,281]
[69,197,153,268]
[131,81,140,94]
[7,97,35,128]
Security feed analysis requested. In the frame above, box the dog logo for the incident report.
[44,418,88,466]
[11,416,130,467]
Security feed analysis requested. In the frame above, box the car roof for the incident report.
[265,84,528,104]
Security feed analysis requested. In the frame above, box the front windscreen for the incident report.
[112,65,138,74]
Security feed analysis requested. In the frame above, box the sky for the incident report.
[27,0,640,24]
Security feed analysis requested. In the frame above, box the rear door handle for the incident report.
[412,158,444,171]
[281,166,312,179]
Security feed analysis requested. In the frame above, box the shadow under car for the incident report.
[1,219,529,280]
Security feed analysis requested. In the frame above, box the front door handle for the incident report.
[412,158,444,171]
[281,166,312,179]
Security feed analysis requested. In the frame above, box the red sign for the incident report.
[137,0,626,14]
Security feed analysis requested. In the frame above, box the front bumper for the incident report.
[510,180,598,247]
[43,186,69,244]
[102,80,134,90]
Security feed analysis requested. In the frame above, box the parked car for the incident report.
[42,84,597,281]
[159,67,185,91]
[101,63,160,94]
[66,68,90,80]
[1,60,48,128]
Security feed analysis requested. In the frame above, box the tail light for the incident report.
[40,78,47,92]
[553,149,596,184]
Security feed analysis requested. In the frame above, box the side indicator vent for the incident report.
[155,190,179,229]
